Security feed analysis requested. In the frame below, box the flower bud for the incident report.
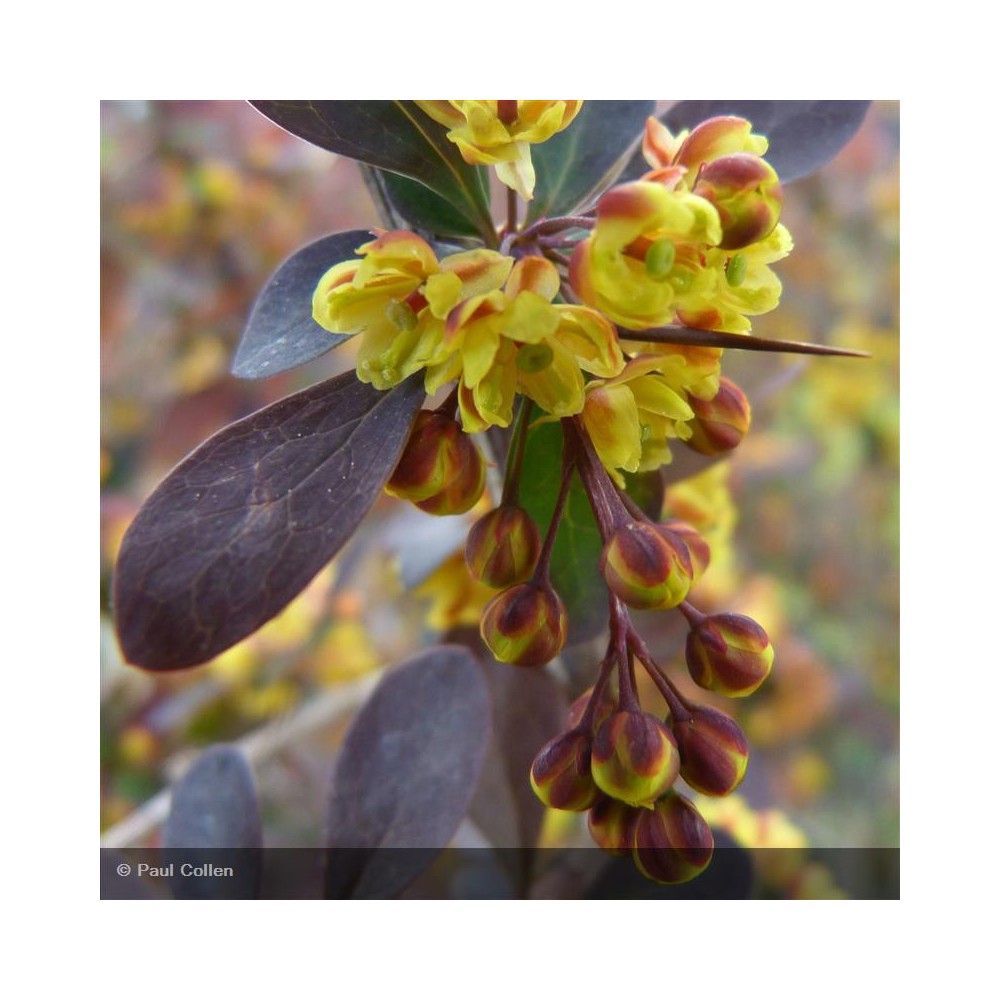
[414,456,487,515]
[386,411,486,513]
[693,153,783,250]
[685,377,751,456]
[632,791,715,884]
[465,506,541,589]
[588,795,640,855]
[659,520,711,582]
[529,730,600,811]
[480,581,568,667]
[686,612,774,697]
[674,705,750,796]
[591,710,680,807]
[600,521,693,610]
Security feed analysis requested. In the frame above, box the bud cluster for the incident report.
[528,593,772,884]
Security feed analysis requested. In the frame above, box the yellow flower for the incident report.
[676,224,793,334]
[429,256,624,432]
[582,352,724,485]
[571,171,792,334]
[312,231,513,390]
[415,100,583,200]
[570,180,722,331]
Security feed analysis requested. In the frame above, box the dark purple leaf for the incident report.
[622,101,871,185]
[231,231,363,379]
[527,100,656,222]
[250,101,494,238]
[164,746,261,849]
[467,640,567,856]
[325,645,491,899]
[114,372,425,670]
[162,745,262,899]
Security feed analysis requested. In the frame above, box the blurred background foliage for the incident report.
[100,101,899,887]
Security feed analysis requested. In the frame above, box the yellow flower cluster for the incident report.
[312,230,623,433]
[571,116,792,334]
[312,109,795,487]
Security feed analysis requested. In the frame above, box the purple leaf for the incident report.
[164,746,262,849]
[232,231,365,379]
[113,372,425,670]
[162,745,262,899]
[469,651,567,857]
[325,645,491,898]
[250,101,493,239]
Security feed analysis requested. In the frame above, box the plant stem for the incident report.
[501,396,532,506]
[629,628,693,723]
[578,640,616,732]
[534,440,576,580]
[506,185,518,237]
[567,417,630,535]
[678,600,706,627]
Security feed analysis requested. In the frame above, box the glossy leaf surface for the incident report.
[361,165,483,240]
[528,100,655,222]
[232,231,364,379]
[114,372,425,670]
[251,101,493,238]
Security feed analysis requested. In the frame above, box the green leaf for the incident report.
[519,416,607,643]
[527,100,655,223]
[361,165,483,240]
[250,101,494,240]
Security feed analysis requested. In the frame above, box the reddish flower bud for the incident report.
[632,792,715,884]
[693,153,783,250]
[529,729,600,811]
[480,581,568,667]
[674,705,750,796]
[588,795,641,856]
[686,612,774,697]
[465,506,541,589]
[600,521,693,610]
[591,710,680,807]
[386,411,486,514]
[685,377,751,456]
[659,520,711,582]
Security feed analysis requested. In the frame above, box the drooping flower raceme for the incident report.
[414,100,582,200]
